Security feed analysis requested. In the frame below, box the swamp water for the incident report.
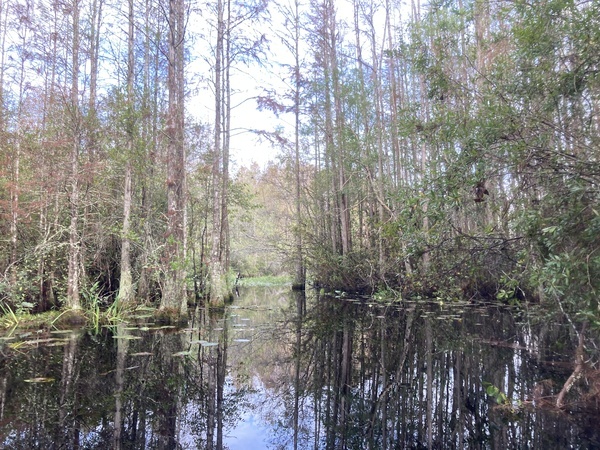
[0,286,598,449]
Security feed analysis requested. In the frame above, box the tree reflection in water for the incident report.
[0,287,599,449]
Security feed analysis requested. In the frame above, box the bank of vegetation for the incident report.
[0,0,598,332]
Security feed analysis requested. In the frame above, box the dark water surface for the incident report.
[0,287,599,449]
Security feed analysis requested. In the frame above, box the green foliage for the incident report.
[496,274,522,306]
[483,382,509,405]
[0,303,20,328]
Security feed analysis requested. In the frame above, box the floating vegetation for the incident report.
[8,338,69,348]
[45,340,71,347]
[24,377,55,383]
[130,314,154,320]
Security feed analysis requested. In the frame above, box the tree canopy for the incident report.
[0,0,598,325]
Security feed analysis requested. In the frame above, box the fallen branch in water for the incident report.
[556,322,587,409]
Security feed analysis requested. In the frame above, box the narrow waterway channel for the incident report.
[0,286,598,449]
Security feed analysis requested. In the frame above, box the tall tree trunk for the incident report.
[137,0,158,302]
[210,0,227,304]
[321,1,338,256]
[10,24,26,289]
[220,0,231,275]
[292,0,305,289]
[161,0,187,314]
[118,0,135,305]
[9,138,19,290]
[88,0,102,160]
[67,0,81,310]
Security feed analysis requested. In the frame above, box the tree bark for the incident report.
[67,0,81,310]
[161,0,187,314]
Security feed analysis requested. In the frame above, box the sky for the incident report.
[186,1,294,172]
[185,0,382,173]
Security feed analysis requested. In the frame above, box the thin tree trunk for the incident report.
[88,0,102,160]
[210,0,226,304]
[118,0,135,305]
[220,0,231,276]
[292,0,305,289]
[329,0,351,256]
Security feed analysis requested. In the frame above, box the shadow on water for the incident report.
[0,287,598,449]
